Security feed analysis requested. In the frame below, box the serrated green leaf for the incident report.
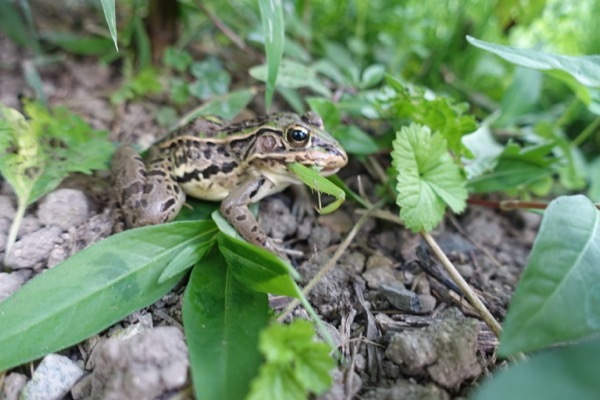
[0,221,209,371]
[391,124,467,232]
[99,0,118,51]
[217,233,301,297]
[248,320,334,400]
[258,0,284,111]
[499,195,600,356]
[183,250,269,400]
[476,337,600,400]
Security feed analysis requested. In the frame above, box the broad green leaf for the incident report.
[158,221,218,283]
[0,221,211,371]
[287,162,345,214]
[248,320,334,400]
[467,36,600,87]
[476,338,600,400]
[183,250,269,400]
[467,36,600,111]
[391,124,467,232]
[163,48,193,72]
[258,0,284,111]
[467,142,555,194]
[250,60,331,97]
[495,67,542,127]
[588,157,600,202]
[360,64,385,89]
[100,0,118,51]
[217,233,301,297]
[499,195,600,356]
[172,88,257,130]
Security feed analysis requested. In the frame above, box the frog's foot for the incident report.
[265,238,303,261]
[290,184,315,220]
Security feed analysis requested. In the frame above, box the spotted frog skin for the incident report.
[112,111,348,254]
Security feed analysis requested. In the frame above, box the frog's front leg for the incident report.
[112,146,186,228]
[220,177,281,255]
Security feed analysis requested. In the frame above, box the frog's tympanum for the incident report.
[112,111,347,255]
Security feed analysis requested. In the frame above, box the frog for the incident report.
[111,111,348,255]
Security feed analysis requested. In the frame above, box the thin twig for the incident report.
[420,231,502,338]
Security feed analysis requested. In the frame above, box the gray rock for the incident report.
[365,379,449,400]
[385,310,482,388]
[0,272,27,301]
[20,354,84,400]
[89,327,188,400]
[1,372,27,400]
[0,195,15,219]
[340,251,366,274]
[17,215,42,238]
[37,189,89,230]
[380,282,436,314]
[317,368,361,400]
[362,266,396,290]
[3,226,62,269]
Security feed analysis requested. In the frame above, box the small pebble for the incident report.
[20,354,84,400]
[4,226,63,269]
[1,372,27,400]
[37,189,89,230]
[0,272,27,301]
[380,282,436,314]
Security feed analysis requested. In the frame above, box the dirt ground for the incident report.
[0,33,540,399]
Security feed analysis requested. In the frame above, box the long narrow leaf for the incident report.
[258,0,284,111]
[0,221,213,371]
[100,0,118,50]
[183,250,269,400]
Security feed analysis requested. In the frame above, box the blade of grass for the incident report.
[258,0,284,111]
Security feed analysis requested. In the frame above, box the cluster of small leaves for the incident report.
[248,320,334,400]
[380,76,477,157]
[110,67,162,104]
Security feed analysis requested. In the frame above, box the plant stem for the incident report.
[572,116,600,147]
[3,202,26,267]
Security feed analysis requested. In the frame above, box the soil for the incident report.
[0,32,540,400]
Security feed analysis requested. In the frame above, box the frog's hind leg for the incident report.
[112,146,185,228]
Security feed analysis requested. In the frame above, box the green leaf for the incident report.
[0,0,39,52]
[248,320,334,400]
[495,67,542,127]
[258,0,284,111]
[475,338,600,400]
[189,58,231,100]
[183,250,269,400]
[467,141,555,194]
[100,0,118,51]
[499,195,600,356]
[172,88,257,130]
[217,233,301,297]
[0,221,212,371]
[360,64,385,89]
[158,221,218,283]
[382,76,477,156]
[287,162,346,214]
[467,36,600,110]
[391,124,467,232]
[588,157,600,202]
[250,59,331,97]
[41,31,116,56]
[164,47,193,72]
[467,36,600,88]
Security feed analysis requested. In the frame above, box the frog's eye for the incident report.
[286,126,310,147]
